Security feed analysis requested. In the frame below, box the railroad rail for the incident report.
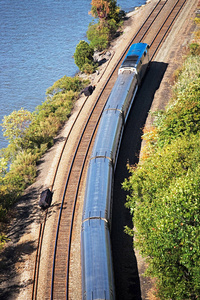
[32,0,188,299]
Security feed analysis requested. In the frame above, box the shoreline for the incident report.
[0,1,150,151]
[0,2,156,298]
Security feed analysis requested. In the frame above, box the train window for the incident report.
[127,55,138,62]
[122,55,139,67]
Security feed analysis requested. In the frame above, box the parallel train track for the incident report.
[32,0,188,299]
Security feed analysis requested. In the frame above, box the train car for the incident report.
[81,43,149,300]
[104,70,138,125]
[82,158,114,223]
[91,109,124,170]
[81,219,115,300]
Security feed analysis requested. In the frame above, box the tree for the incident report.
[90,0,124,23]
[123,135,200,300]
[74,40,96,72]
[107,0,124,22]
[46,75,85,95]
[90,0,110,20]
[87,0,125,51]
[1,108,32,149]
[87,22,110,51]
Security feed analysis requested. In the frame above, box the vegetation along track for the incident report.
[31,0,188,299]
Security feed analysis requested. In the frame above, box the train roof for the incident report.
[126,43,148,56]
[120,43,149,69]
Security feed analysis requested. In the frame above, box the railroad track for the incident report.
[32,0,188,299]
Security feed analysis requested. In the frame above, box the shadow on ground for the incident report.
[111,61,168,300]
[0,240,35,299]
[0,184,45,299]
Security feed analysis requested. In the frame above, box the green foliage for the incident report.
[154,55,200,147]
[91,0,125,24]
[107,0,125,24]
[156,79,200,146]
[1,108,32,148]
[0,156,8,179]
[4,150,38,197]
[46,75,85,95]
[123,135,200,299]
[82,62,97,74]
[86,0,124,52]
[25,76,88,150]
[74,40,96,72]
[123,49,200,299]
[0,75,89,223]
[194,17,200,25]
[87,22,110,51]
[189,43,200,55]
[0,234,7,250]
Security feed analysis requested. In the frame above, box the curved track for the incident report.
[32,0,188,299]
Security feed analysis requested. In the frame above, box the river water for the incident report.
[0,0,147,148]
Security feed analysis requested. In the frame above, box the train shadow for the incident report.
[111,61,168,300]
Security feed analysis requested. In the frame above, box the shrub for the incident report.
[8,150,37,188]
[90,0,110,19]
[153,55,200,147]
[107,0,125,23]
[82,62,97,74]
[194,17,200,25]
[189,43,200,55]
[46,75,85,95]
[123,135,200,299]
[0,75,90,222]
[87,22,110,51]
[1,108,32,150]
[123,45,200,299]
[0,234,7,250]
[87,1,124,51]
[157,79,200,145]
[74,40,95,72]
[90,0,125,24]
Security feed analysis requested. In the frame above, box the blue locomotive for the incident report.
[81,43,149,300]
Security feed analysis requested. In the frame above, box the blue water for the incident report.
[0,0,147,148]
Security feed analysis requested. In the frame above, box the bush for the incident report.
[157,79,200,145]
[82,62,97,74]
[107,0,125,23]
[0,234,7,250]
[87,0,124,51]
[90,0,125,24]
[0,75,90,222]
[153,55,200,147]
[7,150,37,188]
[87,22,110,51]
[123,135,200,299]
[123,44,200,299]
[74,40,95,72]
[46,75,85,95]
[1,108,32,150]
[189,43,200,55]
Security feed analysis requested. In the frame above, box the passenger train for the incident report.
[81,43,149,300]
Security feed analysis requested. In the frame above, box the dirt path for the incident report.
[0,0,198,299]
